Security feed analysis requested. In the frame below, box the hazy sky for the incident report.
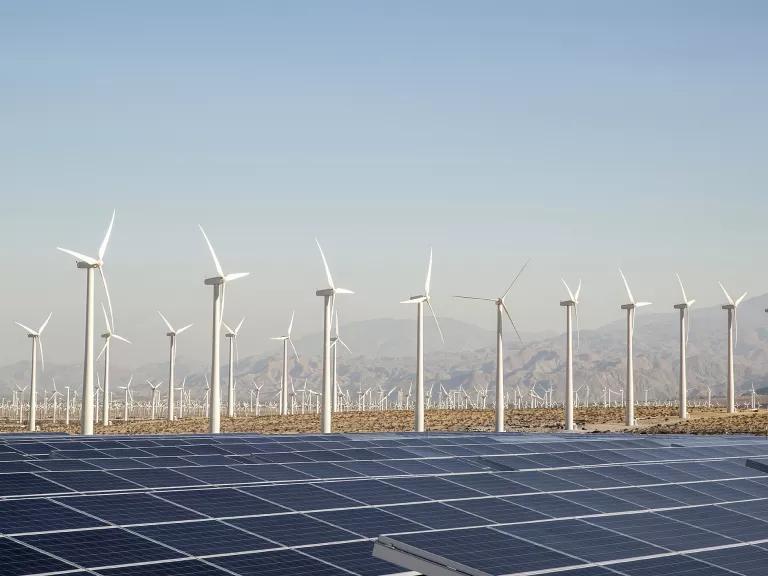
[1,1,767,368]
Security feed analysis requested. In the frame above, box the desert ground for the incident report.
[1,406,767,436]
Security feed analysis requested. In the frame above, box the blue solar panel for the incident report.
[0,537,74,575]
[209,549,345,576]
[157,487,287,517]
[229,513,360,546]
[60,493,203,524]
[0,498,105,534]
[97,559,231,575]
[134,520,276,555]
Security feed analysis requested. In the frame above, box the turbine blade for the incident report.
[635,302,652,307]
[315,238,335,289]
[425,248,433,295]
[38,337,45,373]
[453,295,495,301]
[112,334,131,344]
[57,248,98,266]
[99,267,115,333]
[426,299,445,344]
[687,299,696,307]
[97,339,109,361]
[719,282,734,305]
[176,324,193,334]
[98,210,116,262]
[224,272,249,282]
[289,338,300,362]
[502,302,523,344]
[199,225,224,277]
[219,283,226,332]
[38,312,53,334]
[561,278,574,301]
[287,310,294,336]
[736,292,748,307]
[339,338,352,354]
[158,311,174,333]
[502,259,530,300]
[675,273,688,303]
[223,322,234,334]
[574,279,582,302]
[101,302,111,333]
[15,322,37,335]
[235,317,245,334]
[619,269,635,304]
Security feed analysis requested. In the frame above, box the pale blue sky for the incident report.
[1,1,767,366]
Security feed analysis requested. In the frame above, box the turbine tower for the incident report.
[314,239,353,434]
[147,379,162,420]
[224,317,245,418]
[199,226,249,434]
[57,210,117,435]
[719,282,747,414]
[14,313,52,432]
[271,311,299,416]
[673,274,695,419]
[97,303,131,426]
[401,248,444,433]
[454,261,529,432]
[158,312,192,422]
[560,279,581,432]
[619,269,652,427]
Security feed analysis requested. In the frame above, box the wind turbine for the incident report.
[401,248,444,433]
[719,282,747,414]
[560,279,581,432]
[14,313,52,431]
[199,226,249,434]
[97,303,130,426]
[146,379,162,420]
[673,274,695,419]
[454,261,529,432]
[619,269,652,427]
[119,376,133,421]
[271,311,299,416]
[224,317,245,418]
[57,210,117,435]
[64,385,71,426]
[330,310,351,413]
[158,312,192,422]
[314,239,353,433]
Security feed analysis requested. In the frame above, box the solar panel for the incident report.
[1,431,768,575]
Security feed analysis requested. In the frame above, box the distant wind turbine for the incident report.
[719,282,747,414]
[158,312,192,422]
[560,278,581,432]
[98,303,131,426]
[330,310,351,412]
[271,311,299,416]
[454,260,529,432]
[402,248,444,433]
[57,210,117,435]
[199,225,249,434]
[673,274,695,419]
[14,312,52,432]
[619,269,652,427]
[314,239,353,433]
[224,317,245,418]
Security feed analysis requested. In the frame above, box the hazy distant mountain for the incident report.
[2,297,768,405]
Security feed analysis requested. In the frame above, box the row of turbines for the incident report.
[10,211,763,435]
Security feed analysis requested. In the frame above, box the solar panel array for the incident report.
[0,432,767,576]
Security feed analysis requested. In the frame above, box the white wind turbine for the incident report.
[454,261,529,433]
[271,311,299,416]
[224,317,245,418]
[314,239,353,433]
[199,226,249,434]
[158,312,192,422]
[719,282,747,414]
[401,248,444,433]
[146,379,162,420]
[619,269,652,427]
[119,376,133,421]
[560,279,582,432]
[57,210,117,435]
[64,385,71,426]
[673,274,695,419]
[14,313,52,432]
[97,303,131,426]
[330,310,351,412]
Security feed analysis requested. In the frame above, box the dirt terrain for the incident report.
[1,406,767,436]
